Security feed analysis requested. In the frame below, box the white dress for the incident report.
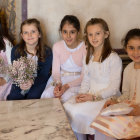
[0,39,12,100]
[64,52,122,135]
[41,43,83,103]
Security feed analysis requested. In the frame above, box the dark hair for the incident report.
[16,18,47,62]
[59,15,80,32]
[0,16,12,52]
[122,28,140,49]
[84,18,112,64]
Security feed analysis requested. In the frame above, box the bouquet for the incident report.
[8,56,37,95]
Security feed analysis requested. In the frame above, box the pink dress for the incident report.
[0,39,12,101]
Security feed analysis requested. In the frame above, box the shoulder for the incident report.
[45,45,52,54]
[53,40,64,50]
[108,52,122,62]
[4,38,13,48]
[124,62,134,73]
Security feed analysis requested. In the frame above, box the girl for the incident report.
[64,18,122,140]
[100,28,140,140]
[0,17,13,100]
[7,18,52,100]
[106,28,140,105]
[41,15,86,103]
[118,28,140,103]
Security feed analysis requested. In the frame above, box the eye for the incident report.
[128,46,134,50]
[96,32,100,35]
[22,31,28,35]
[70,30,76,34]
[62,30,67,34]
[88,33,92,37]
[31,30,36,33]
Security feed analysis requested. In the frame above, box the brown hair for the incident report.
[84,18,112,64]
[16,18,47,62]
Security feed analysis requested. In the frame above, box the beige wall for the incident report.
[28,0,140,48]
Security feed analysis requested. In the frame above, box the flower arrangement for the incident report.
[8,56,37,87]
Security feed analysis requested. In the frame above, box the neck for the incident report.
[134,62,140,69]
[68,40,80,49]
[26,45,37,56]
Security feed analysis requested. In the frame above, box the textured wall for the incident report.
[28,0,140,48]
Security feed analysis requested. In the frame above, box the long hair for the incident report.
[0,15,12,52]
[16,18,47,62]
[84,18,112,64]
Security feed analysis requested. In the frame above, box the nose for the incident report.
[67,32,71,38]
[92,35,96,41]
[28,32,32,37]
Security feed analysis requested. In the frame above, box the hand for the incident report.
[54,84,69,98]
[20,80,33,90]
[0,77,6,86]
[103,99,117,109]
[54,83,62,98]
[76,94,94,103]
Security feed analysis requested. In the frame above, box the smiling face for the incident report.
[126,38,140,64]
[21,24,40,48]
[61,23,79,49]
[87,24,109,52]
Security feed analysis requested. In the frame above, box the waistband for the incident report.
[61,69,81,77]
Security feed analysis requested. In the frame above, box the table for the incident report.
[0,98,76,140]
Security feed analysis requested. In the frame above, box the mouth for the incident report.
[28,38,34,40]
[133,56,140,59]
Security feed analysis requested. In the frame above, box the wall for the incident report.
[27,0,140,48]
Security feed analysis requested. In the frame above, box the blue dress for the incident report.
[7,45,52,100]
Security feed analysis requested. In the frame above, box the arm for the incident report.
[117,67,130,101]
[2,39,13,82]
[52,45,61,84]
[79,57,90,94]
[27,48,53,99]
[4,38,13,64]
[97,54,122,99]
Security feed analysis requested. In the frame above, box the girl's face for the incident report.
[126,38,140,64]
[21,24,40,48]
[61,23,79,48]
[87,24,109,51]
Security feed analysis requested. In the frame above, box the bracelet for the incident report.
[51,81,61,86]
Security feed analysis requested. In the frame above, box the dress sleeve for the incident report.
[52,45,61,83]
[98,54,122,99]
[78,57,90,93]
[117,67,130,101]
[5,39,13,64]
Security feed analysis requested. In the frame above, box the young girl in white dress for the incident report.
[41,15,86,103]
[63,18,122,140]
[0,18,13,100]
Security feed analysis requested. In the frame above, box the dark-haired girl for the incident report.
[41,15,86,103]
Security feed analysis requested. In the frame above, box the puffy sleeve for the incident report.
[98,53,122,99]
[52,44,61,83]
[79,56,90,94]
